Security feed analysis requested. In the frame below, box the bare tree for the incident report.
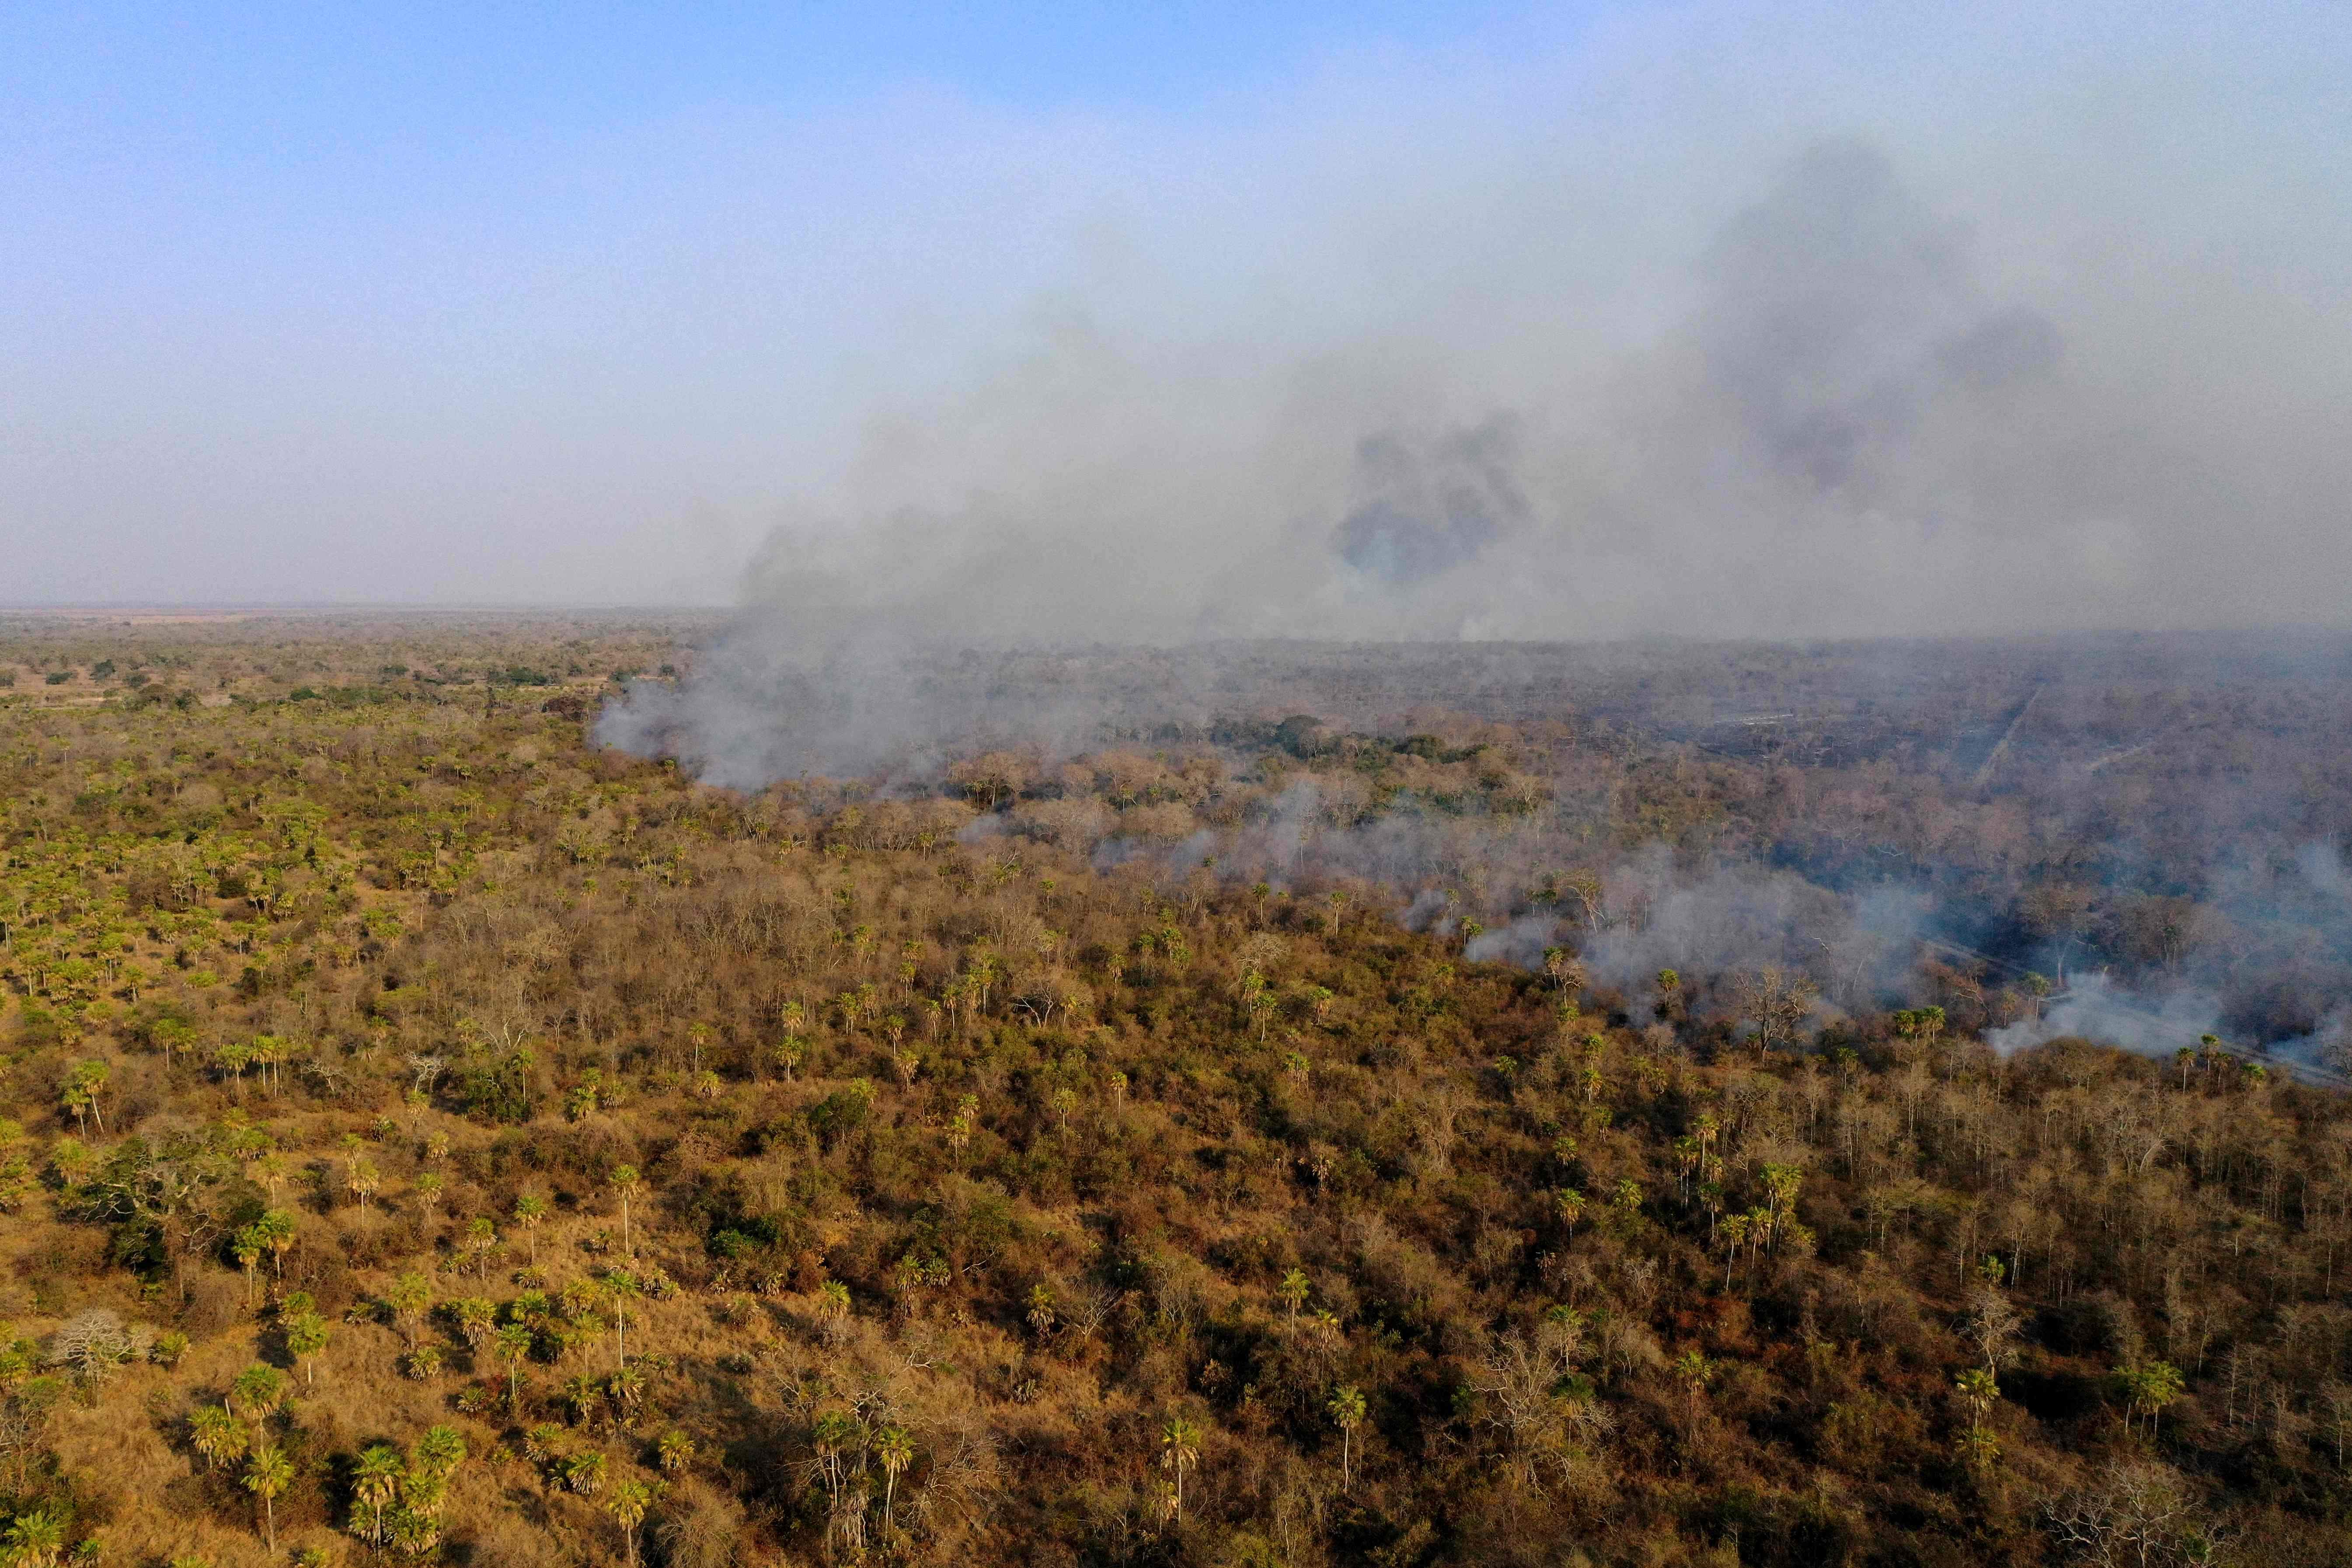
[1733,967,1819,1055]
[2048,1461,2223,1568]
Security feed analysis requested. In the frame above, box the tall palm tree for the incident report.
[607,1164,641,1254]
[190,1404,247,1472]
[352,1443,404,1550]
[608,1477,652,1567]
[877,1424,915,1537]
[244,1443,293,1553]
[231,1362,285,1424]
[412,1424,468,1481]
[1327,1385,1366,1485]
[604,1270,640,1370]
[514,1191,550,1265]
[1160,1414,1202,1523]
[495,1322,534,1413]
[285,1311,329,1387]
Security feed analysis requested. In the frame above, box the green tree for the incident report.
[514,1191,550,1265]
[1160,1413,1203,1523]
[386,1271,432,1348]
[1327,1385,1367,1486]
[605,1270,640,1370]
[191,1403,248,1471]
[2114,1362,2187,1439]
[285,1310,330,1387]
[607,1164,641,1254]
[352,1443,404,1550]
[1955,1368,2002,1475]
[1673,1348,1716,1422]
[254,1206,297,1281]
[60,1059,108,1137]
[4,1505,64,1568]
[412,1423,468,1481]
[345,1156,380,1218]
[231,1225,264,1307]
[231,1362,286,1424]
[877,1423,915,1537]
[495,1322,534,1413]
[244,1442,294,1553]
[608,1477,652,1567]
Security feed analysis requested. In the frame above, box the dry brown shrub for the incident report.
[653,1475,746,1568]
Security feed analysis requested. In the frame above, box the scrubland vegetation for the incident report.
[1,617,2350,1566]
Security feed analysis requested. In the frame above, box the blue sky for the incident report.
[3,3,2346,621]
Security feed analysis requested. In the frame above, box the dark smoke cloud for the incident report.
[1696,140,2063,494]
[1334,419,1528,587]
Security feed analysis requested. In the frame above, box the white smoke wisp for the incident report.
[1569,847,1930,1019]
[1985,973,2223,1058]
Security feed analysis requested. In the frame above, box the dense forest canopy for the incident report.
[0,614,2348,1566]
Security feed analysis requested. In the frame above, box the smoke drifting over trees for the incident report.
[596,113,2352,1070]
[603,630,2352,1073]
[585,10,2352,1071]
[601,72,2351,781]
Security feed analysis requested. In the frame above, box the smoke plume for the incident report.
[595,5,2352,1068]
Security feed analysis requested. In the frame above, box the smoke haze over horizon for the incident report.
[4,2,2348,630]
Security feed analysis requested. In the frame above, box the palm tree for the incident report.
[3,1506,63,1568]
[607,1477,652,1567]
[353,1443,404,1550]
[607,1165,641,1254]
[1955,1368,2001,1473]
[256,1208,296,1281]
[1554,1186,1586,1240]
[190,1404,248,1472]
[285,1310,330,1386]
[386,1271,432,1348]
[1160,1414,1202,1523]
[811,1409,862,1509]
[232,1226,264,1307]
[605,1270,640,1370]
[464,1216,498,1275]
[244,1442,293,1553]
[1673,1349,1715,1422]
[399,1467,449,1523]
[564,1450,608,1495]
[413,1423,468,1481]
[876,1424,915,1537]
[256,1150,289,1205]
[231,1362,286,1424]
[1327,1385,1366,1485]
[388,1505,442,1559]
[514,1191,550,1265]
[346,1156,380,1219]
[607,1363,646,1428]
[450,1295,496,1352]
[495,1322,534,1413]
[562,1373,603,1427]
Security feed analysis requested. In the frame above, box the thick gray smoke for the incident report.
[595,32,2352,1072]
[1695,140,2063,495]
[601,131,2345,781]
